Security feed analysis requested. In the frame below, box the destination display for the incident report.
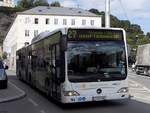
[67,29,123,41]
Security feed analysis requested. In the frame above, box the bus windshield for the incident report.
[67,41,127,82]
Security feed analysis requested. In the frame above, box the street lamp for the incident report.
[105,0,110,28]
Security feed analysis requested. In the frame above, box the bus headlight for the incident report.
[117,87,129,93]
[63,91,80,96]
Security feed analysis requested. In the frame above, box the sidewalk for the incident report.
[0,81,26,103]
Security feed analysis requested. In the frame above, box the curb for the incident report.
[0,81,26,103]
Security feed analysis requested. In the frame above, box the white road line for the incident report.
[143,86,150,92]
[129,79,143,87]
[8,81,25,94]
[28,98,39,107]
[129,79,150,92]
[40,110,46,113]
[129,79,150,93]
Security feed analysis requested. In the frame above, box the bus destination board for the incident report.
[67,29,123,41]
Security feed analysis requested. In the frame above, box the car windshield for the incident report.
[67,41,127,82]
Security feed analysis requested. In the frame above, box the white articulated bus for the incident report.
[16,28,129,103]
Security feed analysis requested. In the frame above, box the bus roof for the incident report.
[31,27,125,44]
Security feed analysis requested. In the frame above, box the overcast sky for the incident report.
[15,0,150,34]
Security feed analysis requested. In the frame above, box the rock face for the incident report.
[0,8,16,45]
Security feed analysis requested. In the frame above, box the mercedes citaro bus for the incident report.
[16,28,129,103]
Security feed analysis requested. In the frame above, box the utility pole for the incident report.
[105,0,110,28]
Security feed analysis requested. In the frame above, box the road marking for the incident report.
[8,81,25,94]
[143,86,150,92]
[129,79,144,88]
[28,98,39,107]
[129,79,150,104]
[129,79,150,92]
[40,110,46,113]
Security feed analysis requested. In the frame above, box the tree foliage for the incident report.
[34,0,49,7]
[17,0,30,8]
[146,32,150,38]
[50,1,61,7]
[17,0,49,8]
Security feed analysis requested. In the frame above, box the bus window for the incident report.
[67,41,127,82]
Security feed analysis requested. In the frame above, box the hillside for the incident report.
[0,7,19,45]
[0,7,26,46]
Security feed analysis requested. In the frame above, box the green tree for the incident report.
[17,0,30,8]
[146,32,150,38]
[28,0,34,8]
[50,1,61,7]
[34,0,49,6]
[89,8,100,15]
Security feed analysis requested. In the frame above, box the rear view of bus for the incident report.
[62,28,129,103]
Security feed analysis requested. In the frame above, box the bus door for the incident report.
[50,45,61,100]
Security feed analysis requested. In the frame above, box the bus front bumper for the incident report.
[61,93,129,103]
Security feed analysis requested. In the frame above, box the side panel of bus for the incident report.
[29,32,64,101]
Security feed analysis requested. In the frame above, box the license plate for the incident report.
[93,96,105,101]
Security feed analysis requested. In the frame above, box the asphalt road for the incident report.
[0,71,150,113]
[129,70,150,90]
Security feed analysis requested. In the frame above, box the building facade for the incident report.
[0,0,14,7]
[3,6,102,70]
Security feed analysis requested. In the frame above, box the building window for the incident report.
[82,19,86,25]
[25,30,29,37]
[91,20,94,26]
[63,19,67,25]
[35,18,38,24]
[46,18,49,24]
[71,19,75,25]
[54,19,58,25]
[34,30,38,37]
[25,17,30,24]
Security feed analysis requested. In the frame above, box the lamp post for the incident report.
[105,0,110,28]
